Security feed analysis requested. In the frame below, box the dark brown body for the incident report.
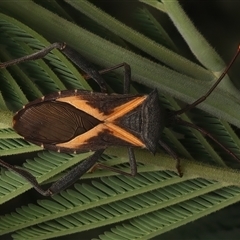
[13,89,165,154]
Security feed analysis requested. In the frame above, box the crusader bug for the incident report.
[0,42,240,196]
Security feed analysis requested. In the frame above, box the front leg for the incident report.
[0,42,108,93]
[61,46,108,93]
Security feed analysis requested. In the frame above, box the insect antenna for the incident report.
[175,45,240,115]
[168,45,240,164]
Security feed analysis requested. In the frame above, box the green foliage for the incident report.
[0,0,239,239]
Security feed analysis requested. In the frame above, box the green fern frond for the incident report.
[133,7,178,52]
[0,1,239,239]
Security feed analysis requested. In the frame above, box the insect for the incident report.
[0,42,240,196]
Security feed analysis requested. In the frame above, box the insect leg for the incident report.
[128,147,137,175]
[47,149,105,196]
[0,41,132,93]
[91,147,138,177]
[0,149,104,196]
[0,42,108,92]
[0,158,44,193]
[61,45,108,93]
[0,42,65,68]
[83,62,131,94]
[158,139,182,177]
